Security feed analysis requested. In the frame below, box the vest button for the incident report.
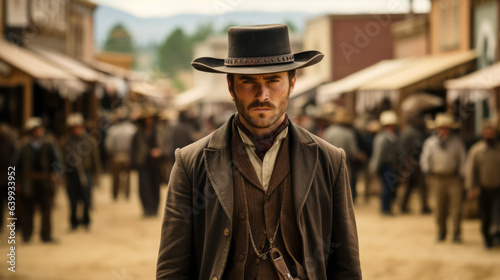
[239,212,246,220]
[238,254,245,262]
[255,258,261,265]
[212,277,218,280]
[260,244,265,250]
[223,228,230,237]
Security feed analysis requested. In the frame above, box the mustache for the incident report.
[247,101,276,110]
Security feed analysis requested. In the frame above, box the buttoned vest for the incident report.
[223,123,306,280]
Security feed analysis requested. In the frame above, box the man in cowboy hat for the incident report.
[61,113,101,231]
[131,104,167,217]
[157,24,361,280]
[420,113,466,243]
[465,119,500,248]
[324,110,366,203]
[369,110,400,215]
[105,106,136,200]
[15,117,60,243]
[399,113,431,214]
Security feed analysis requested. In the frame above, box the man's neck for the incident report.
[238,114,286,138]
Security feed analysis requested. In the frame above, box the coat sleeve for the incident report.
[156,148,196,280]
[327,149,362,279]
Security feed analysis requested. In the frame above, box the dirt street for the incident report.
[1,173,499,280]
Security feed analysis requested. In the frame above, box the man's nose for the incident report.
[254,83,270,102]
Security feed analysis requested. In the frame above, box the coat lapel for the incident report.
[204,117,234,225]
[289,123,319,215]
[202,118,319,225]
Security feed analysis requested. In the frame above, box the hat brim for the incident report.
[426,120,460,130]
[191,51,324,74]
[381,122,398,127]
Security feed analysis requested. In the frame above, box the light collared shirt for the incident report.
[105,120,137,155]
[420,134,466,176]
[237,127,288,192]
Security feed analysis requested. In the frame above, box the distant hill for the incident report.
[94,5,317,49]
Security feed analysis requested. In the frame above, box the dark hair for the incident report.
[227,70,296,94]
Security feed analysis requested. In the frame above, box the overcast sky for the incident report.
[92,0,431,18]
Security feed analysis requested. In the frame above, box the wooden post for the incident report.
[23,78,32,126]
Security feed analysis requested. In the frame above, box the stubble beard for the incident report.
[234,89,290,129]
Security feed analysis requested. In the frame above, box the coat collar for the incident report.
[203,115,319,223]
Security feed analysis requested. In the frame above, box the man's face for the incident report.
[483,127,496,140]
[71,126,84,136]
[31,127,44,139]
[228,71,296,131]
[437,127,451,140]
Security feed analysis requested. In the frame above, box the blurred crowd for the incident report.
[0,102,202,244]
[0,103,499,250]
[315,109,500,250]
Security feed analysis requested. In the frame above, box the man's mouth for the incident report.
[251,107,272,113]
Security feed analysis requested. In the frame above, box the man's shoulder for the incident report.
[469,140,487,155]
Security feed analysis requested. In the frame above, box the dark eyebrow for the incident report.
[237,75,283,81]
[264,75,282,80]
[238,75,255,80]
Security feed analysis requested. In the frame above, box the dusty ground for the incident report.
[1,173,499,280]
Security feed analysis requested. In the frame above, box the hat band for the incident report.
[224,54,294,66]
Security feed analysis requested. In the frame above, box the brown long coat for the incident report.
[157,115,361,280]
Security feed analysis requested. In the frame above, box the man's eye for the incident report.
[268,79,280,83]
[242,80,253,84]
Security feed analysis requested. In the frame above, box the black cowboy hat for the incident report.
[191,24,323,74]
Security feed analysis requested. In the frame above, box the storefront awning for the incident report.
[202,81,232,104]
[83,58,135,80]
[316,58,413,104]
[174,87,208,108]
[292,75,325,98]
[0,40,86,99]
[359,51,477,91]
[356,51,477,114]
[0,40,76,80]
[445,61,500,103]
[29,47,105,82]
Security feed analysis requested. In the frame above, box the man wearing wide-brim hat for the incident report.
[369,110,400,215]
[464,119,500,248]
[157,24,361,280]
[15,117,60,243]
[324,110,366,203]
[105,106,137,200]
[61,113,101,231]
[131,104,167,217]
[420,113,466,243]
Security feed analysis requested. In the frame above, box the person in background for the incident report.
[0,123,16,233]
[131,104,166,217]
[170,109,197,160]
[465,119,500,249]
[15,117,60,243]
[399,113,431,214]
[105,107,136,201]
[420,113,466,243]
[62,113,101,231]
[361,119,380,203]
[324,110,366,203]
[369,110,399,215]
[158,110,175,184]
